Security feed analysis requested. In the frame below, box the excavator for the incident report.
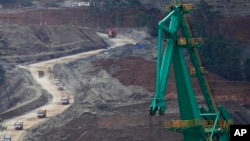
[149,0,232,141]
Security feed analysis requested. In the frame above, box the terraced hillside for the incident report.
[0,25,106,63]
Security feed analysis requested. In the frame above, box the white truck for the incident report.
[4,135,11,141]
[57,83,64,90]
[14,122,23,130]
[61,96,69,105]
[53,78,60,85]
[37,109,46,118]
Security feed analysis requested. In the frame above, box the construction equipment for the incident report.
[61,96,69,105]
[149,0,232,141]
[57,83,64,90]
[107,28,116,38]
[14,122,23,130]
[37,109,46,118]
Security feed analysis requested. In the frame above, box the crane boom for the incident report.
[150,2,232,141]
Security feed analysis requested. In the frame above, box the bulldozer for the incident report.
[37,109,46,118]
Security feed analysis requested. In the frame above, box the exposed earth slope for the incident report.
[0,1,249,140]
[1,41,108,141]
[12,29,250,141]
[0,25,106,63]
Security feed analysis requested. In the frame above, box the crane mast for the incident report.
[149,1,232,141]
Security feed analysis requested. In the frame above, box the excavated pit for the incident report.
[1,28,250,141]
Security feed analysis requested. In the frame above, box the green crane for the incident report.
[149,0,232,141]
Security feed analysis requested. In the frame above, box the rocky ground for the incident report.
[0,25,106,64]
[17,29,250,141]
[0,27,249,141]
[21,30,183,141]
[0,0,249,140]
[0,66,50,116]
[0,26,106,122]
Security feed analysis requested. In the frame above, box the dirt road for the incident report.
[1,49,105,141]
[1,32,137,141]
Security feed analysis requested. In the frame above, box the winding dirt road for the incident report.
[2,49,104,141]
[1,32,137,141]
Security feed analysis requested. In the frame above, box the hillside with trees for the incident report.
[0,0,32,7]
[92,0,250,81]
[190,0,250,81]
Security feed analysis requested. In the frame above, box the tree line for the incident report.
[191,0,250,81]
[122,0,250,81]
[91,0,250,81]
[90,0,161,36]
[0,0,32,7]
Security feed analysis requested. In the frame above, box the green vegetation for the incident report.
[0,0,32,7]
[191,0,248,81]
[91,0,161,36]
[134,8,161,37]
[0,0,16,3]
[104,0,143,27]
[144,8,161,37]
[199,38,244,80]
[105,0,142,9]
[191,0,221,38]
[20,0,32,7]
[133,7,161,37]
[135,12,148,27]
[243,59,250,81]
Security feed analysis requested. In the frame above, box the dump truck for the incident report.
[108,28,116,38]
[61,96,69,105]
[57,83,64,90]
[14,122,23,130]
[4,135,11,141]
[37,109,46,118]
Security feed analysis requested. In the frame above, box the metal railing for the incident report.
[164,119,232,130]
